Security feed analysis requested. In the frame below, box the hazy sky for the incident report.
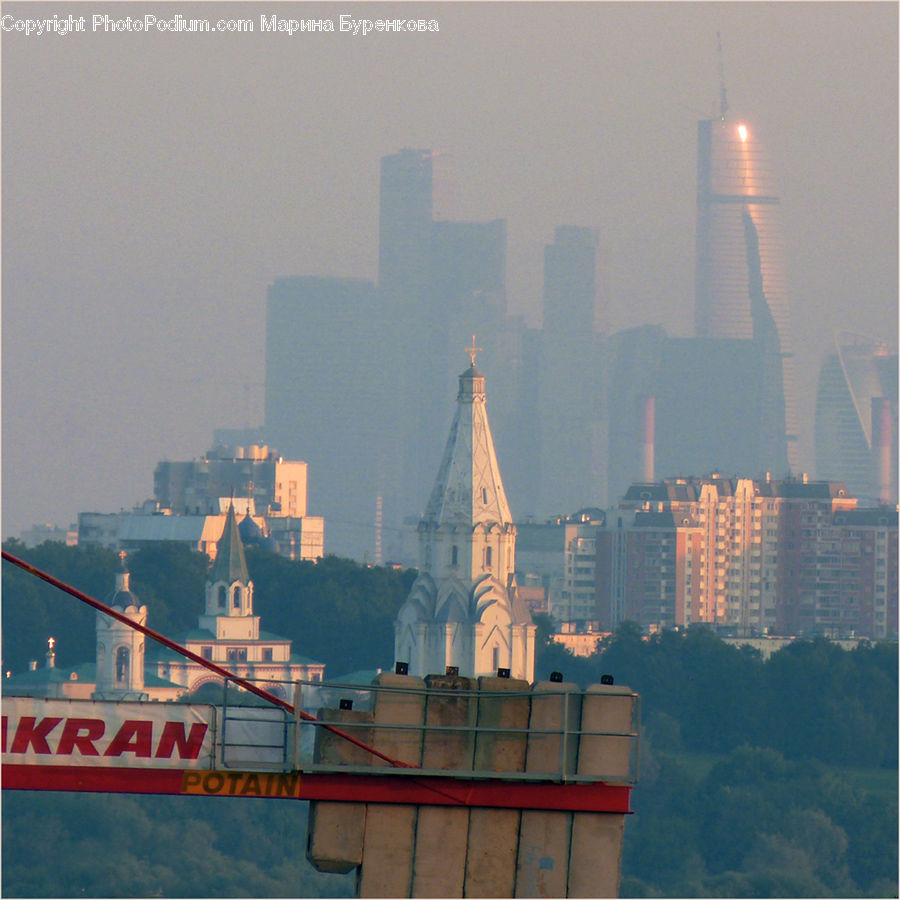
[3,1,897,540]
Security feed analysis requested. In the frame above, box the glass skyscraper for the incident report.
[695,117,800,472]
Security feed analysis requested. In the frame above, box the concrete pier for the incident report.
[357,672,425,898]
[411,673,476,897]
[305,674,638,898]
[306,706,374,874]
[515,680,582,897]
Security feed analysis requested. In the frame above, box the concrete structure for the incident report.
[395,352,536,681]
[307,673,638,898]
[17,523,78,548]
[79,444,324,562]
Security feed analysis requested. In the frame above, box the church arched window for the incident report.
[485,546,493,567]
[233,586,241,609]
[492,646,500,672]
[115,647,129,682]
[217,585,226,609]
[451,545,458,566]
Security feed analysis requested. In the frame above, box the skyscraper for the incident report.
[695,116,799,471]
[537,226,605,515]
[815,331,898,504]
[378,148,433,309]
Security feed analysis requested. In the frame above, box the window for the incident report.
[115,647,129,682]
[451,545,458,566]
[217,585,226,609]
[482,488,488,504]
[262,648,273,662]
[485,547,492,567]
[201,646,213,661]
[492,646,500,671]
[233,587,241,608]
[227,648,248,663]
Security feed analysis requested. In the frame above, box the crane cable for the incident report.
[1,549,418,770]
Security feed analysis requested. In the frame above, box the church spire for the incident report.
[395,348,534,681]
[423,340,513,529]
[212,504,250,585]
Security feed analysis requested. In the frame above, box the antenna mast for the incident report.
[717,31,728,120]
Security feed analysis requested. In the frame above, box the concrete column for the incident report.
[515,680,582,897]
[464,676,531,898]
[567,682,635,898]
[577,682,635,781]
[411,673,476,898]
[306,707,374,874]
[358,672,425,898]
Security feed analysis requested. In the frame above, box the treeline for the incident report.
[533,623,898,896]
[1,540,414,677]
[2,541,897,896]
[622,745,898,898]
[1,791,354,898]
[535,619,898,769]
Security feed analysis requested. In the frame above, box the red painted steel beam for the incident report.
[1,550,416,769]
[2,764,632,814]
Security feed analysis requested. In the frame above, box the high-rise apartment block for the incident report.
[597,476,897,640]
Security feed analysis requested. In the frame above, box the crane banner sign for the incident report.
[1,697,216,769]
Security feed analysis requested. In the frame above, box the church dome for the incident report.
[104,557,140,608]
[238,511,264,545]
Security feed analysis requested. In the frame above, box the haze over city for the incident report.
[3,1,896,545]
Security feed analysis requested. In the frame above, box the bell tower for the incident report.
[395,339,535,680]
[94,553,148,700]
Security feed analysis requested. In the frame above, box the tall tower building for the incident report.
[538,226,605,514]
[815,331,898,504]
[264,276,392,559]
[395,347,535,681]
[378,148,433,309]
[695,116,800,472]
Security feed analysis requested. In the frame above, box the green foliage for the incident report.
[1,540,415,679]
[1,792,354,898]
[625,744,897,897]
[534,622,898,768]
[3,542,897,896]
[1,539,120,672]
[245,549,415,674]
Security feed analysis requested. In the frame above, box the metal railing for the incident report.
[211,676,640,785]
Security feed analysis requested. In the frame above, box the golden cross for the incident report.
[466,334,483,367]
[48,637,55,650]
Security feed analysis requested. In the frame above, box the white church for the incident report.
[7,506,324,701]
[394,345,537,681]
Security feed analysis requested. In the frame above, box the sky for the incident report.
[2,1,897,541]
